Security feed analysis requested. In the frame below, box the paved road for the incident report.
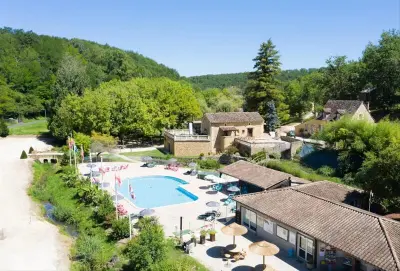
[0,136,70,270]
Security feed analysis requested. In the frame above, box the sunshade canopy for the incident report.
[249,240,279,256]
[206,201,220,208]
[221,222,248,236]
[139,208,155,217]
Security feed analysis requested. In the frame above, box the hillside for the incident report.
[186,68,320,90]
[0,27,179,118]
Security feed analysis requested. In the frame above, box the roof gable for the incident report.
[235,186,400,271]
[324,100,364,116]
[204,112,264,124]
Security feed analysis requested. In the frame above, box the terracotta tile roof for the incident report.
[219,160,291,189]
[292,181,365,203]
[235,187,400,271]
[318,100,364,121]
[204,112,264,124]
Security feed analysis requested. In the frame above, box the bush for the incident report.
[29,146,34,154]
[268,152,281,159]
[198,159,220,170]
[0,119,9,137]
[74,132,91,154]
[251,151,266,162]
[110,217,130,240]
[74,234,110,270]
[20,150,28,159]
[317,165,335,177]
[91,132,117,153]
[225,146,239,155]
[125,218,167,271]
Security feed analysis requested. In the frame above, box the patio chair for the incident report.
[205,215,215,222]
[147,162,156,168]
[190,169,198,176]
[197,212,216,220]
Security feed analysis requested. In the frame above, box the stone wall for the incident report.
[281,136,303,159]
[173,141,211,157]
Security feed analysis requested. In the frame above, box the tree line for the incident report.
[0,27,179,119]
[244,30,400,129]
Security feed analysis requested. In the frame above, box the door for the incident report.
[242,208,257,232]
[247,128,253,137]
[298,235,314,263]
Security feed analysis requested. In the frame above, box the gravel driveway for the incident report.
[0,136,70,270]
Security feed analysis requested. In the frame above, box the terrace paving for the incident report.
[78,162,307,271]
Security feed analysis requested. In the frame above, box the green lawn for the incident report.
[9,119,49,135]
[264,159,343,183]
[123,149,169,158]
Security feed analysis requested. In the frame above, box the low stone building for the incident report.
[295,100,374,137]
[234,181,398,271]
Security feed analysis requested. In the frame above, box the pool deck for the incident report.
[78,162,307,271]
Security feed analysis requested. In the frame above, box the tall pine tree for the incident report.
[244,39,289,124]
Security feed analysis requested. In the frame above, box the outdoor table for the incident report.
[226,244,241,253]
[224,254,231,267]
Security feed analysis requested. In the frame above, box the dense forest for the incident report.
[0,27,179,119]
[186,68,319,90]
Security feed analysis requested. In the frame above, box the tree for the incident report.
[0,119,9,137]
[53,54,89,104]
[125,218,167,270]
[20,150,28,159]
[363,30,400,110]
[265,101,279,132]
[244,39,289,123]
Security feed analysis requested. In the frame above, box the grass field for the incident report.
[9,119,49,135]
[123,149,169,158]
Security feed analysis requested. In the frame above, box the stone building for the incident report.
[295,100,374,137]
[164,112,265,156]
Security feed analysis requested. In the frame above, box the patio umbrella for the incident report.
[249,240,280,268]
[168,158,177,164]
[86,163,97,168]
[91,171,101,177]
[205,175,216,181]
[227,186,240,193]
[142,156,152,162]
[206,201,220,208]
[139,208,155,217]
[188,162,197,168]
[221,222,247,245]
[212,177,226,184]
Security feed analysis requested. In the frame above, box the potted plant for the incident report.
[208,229,216,242]
[306,259,314,269]
[199,230,207,244]
[191,233,197,246]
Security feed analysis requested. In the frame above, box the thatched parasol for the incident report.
[221,222,247,245]
[249,240,279,267]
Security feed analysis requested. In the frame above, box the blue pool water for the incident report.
[117,175,198,208]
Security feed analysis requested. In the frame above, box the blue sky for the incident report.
[0,0,399,76]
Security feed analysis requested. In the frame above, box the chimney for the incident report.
[366,102,370,111]
[288,176,292,187]
[188,122,193,135]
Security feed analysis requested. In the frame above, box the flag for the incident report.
[115,172,121,187]
[99,167,105,175]
[80,145,84,160]
[68,137,75,149]
[73,144,78,153]
[129,183,135,199]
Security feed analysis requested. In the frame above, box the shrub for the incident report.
[268,152,281,159]
[74,132,91,154]
[94,194,116,226]
[125,218,167,270]
[225,146,239,155]
[90,132,117,153]
[20,150,28,159]
[251,151,266,162]
[74,234,109,270]
[198,159,220,170]
[110,217,130,240]
[29,146,34,154]
[0,119,9,137]
[317,165,335,177]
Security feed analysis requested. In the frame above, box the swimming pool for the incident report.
[117,175,198,208]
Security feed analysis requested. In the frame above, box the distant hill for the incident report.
[186,68,320,90]
[0,27,180,117]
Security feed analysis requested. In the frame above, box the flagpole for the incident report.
[73,145,77,173]
[89,152,92,186]
[115,177,118,220]
[129,212,132,240]
[100,156,103,189]
[68,136,72,166]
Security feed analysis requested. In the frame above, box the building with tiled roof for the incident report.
[219,160,310,192]
[295,100,374,137]
[234,183,400,271]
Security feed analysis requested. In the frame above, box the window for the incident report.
[242,130,245,134]
[247,128,253,137]
[242,208,257,231]
[298,235,314,263]
[276,225,288,241]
